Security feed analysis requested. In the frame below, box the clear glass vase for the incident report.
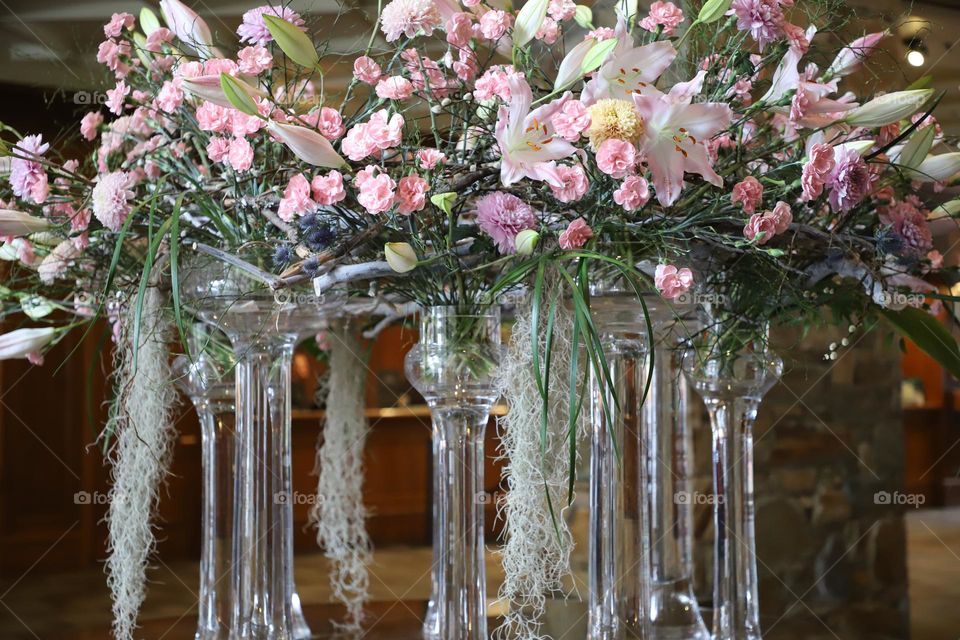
[586,286,648,640]
[683,321,783,640]
[172,326,237,640]
[184,249,340,639]
[405,306,502,640]
[641,301,709,640]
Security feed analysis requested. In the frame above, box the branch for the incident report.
[313,261,396,294]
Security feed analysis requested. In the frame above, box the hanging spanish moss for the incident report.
[102,283,177,640]
[310,322,372,631]
[495,280,584,640]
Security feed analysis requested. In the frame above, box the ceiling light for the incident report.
[907,50,926,67]
[905,37,927,68]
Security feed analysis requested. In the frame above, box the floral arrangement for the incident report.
[1,0,959,635]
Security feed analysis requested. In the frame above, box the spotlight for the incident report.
[905,37,927,68]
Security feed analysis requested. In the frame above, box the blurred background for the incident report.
[0,0,958,638]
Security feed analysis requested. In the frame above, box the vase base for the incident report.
[647,584,709,640]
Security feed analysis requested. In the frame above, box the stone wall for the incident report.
[689,325,908,639]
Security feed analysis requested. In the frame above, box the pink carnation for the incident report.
[105,80,129,115]
[417,148,446,169]
[476,191,537,254]
[96,39,131,78]
[341,110,404,161]
[801,143,836,201]
[769,200,793,233]
[731,0,785,50]
[596,139,636,178]
[353,56,382,84]
[156,80,184,113]
[376,76,415,100]
[104,12,134,38]
[356,167,397,214]
[317,107,345,140]
[558,217,593,250]
[743,212,778,244]
[827,147,872,213]
[278,173,313,221]
[446,12,474,47]
[479,10,512,40]
[552,100,591,142]
[550,165,589,203]
[206,137,231,162]
[654,264,694,300]
[230,111,264,138]
[145,28,173,53]
[10,134,49,205]
[879,199,933,256]
[311,170,347,206]
[80,112,104,141]
[638,2,684,35]
[228,137,254,172]
[396,174,430,214]
[237,5,306,45]
[613,175,650,211]
[731,176,763,214]
[536,17,560,44]
[237,45,273,75]
[91,171,133,231]
[196,101,231,133]
[380,0,442,42]
[548,0,576,21]
[203,58,239,77]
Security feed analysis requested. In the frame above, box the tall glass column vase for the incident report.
[587,285,648,640]
[641,301,709,640]
[683,320,783,640]
[184,249,338,640]
[405,306,502,640]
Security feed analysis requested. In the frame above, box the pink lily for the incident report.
[159,0,222,59]
[826,31,888,78]
[580,11,676,105]
[761,43,857,129]
[632,72,732,206]
[267,122,347,168]
[496,75,578,188]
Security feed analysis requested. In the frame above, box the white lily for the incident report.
[384,243,418,273]
[182,75,267,109]
[159,0,221,59]
[913,152,960,183]
[0,327,56,361]
[0,209,50,236]
[843,89,934,127]
[826,31,887,79]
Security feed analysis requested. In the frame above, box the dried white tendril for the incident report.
[311,323,372,631]
[102,283,177,640]
[495,282,585,640]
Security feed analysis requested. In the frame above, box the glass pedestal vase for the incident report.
[405,306,502,640]
[184,250,338,639]
[640,302,708,640]
[586,289,648,640]
[683,324,782,640]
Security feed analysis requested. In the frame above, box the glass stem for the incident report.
[424,426,443,639]
[231,338,296,639]
[431,405,489,640]
[588,335,645,640]
[708,398,762,640]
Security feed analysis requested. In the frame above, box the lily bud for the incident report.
[0,209,51,236]
[267,121,347,168]
[0,327,56,361]
[384,242,418,273]
[513,0,549,48]
[554,37,596,91]
[913,152,960,183]
[139,7,162,35]
[843,89,934,127]
[159,0,219,59]
[697,0,733,24]
[514,229,539,255]
[573,5,593,29]
[220,73,260,117]
[932,199,960,218]
[898,125,936,172]
[182,75,267,108]
[826,31,887,78]
[430,192,457,215]
[262,14,319,69]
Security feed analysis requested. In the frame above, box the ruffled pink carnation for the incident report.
[446,12,474,47]
[476,191,537,254]
[206,137,230,162]
[558,217,593,249]
[230,111,264,138]
[638,2,684,35]
[550,165,589,203]
[196,101,232,133]
[417,148,446,169]
[357,166,397,214]
[156,80,184,113]
[827,147,872,213]
[731,0,785,50]
[80,112,103,141]
[341,110,404,161]
[203,58,239,76]
[97,39,132,78]
[353,56,382,84]
[104,12,134,38]
[654,264,694,300]
[879,199,933,256]
[105,80,129,115]
[478,10,512,40]
[38,239,80,285]
[278,173,313,221]
[536,17,560,44]
[731,176,764,214]
[596,139,636,178]
[91,171,133,231]
[10,134,50,204]
[396,174,430,214]
[613,175,650,211]
[376,76,415,100]
[317,107,345,140]
[238,5,306,45]
[311,170,347,206]
[743,212,778,244]
[548,0,576,21]
[552,100,591,142]
[801,142,835,201]
[473,66,519,102]
[380,0,442,42]
[145,28,173,53]
[769,200,793,233]
[237,45,273,75]
[227,137,254,172]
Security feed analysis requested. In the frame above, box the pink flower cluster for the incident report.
[743,201,793,245]
[341,110,404,161]
[558,218,593,249]
[638,2,684,35]
[550,165,589,203]
[299,107,345,141]
[476,191,538,254]
[731,176,763,214]
[801,143,836,201]
[380,0,441,42]
[655,264,694,300]
[278,171,349,220]
[614,176,651,211]
[551,101,591,142]
[206,137,255,172]
[827,147,872,213]
[879,197,933,257]
[596,140,636,179]
[10,135,49,205]
[474,66,521,102]
[237,5,306,45]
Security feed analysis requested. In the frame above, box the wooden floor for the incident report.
[1,509,959,639]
